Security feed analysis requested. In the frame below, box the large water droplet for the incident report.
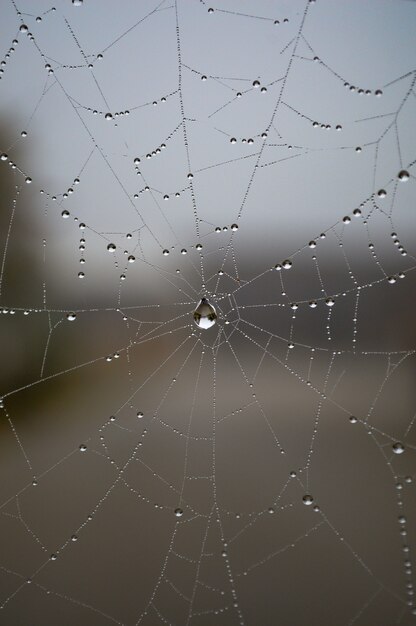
[398,170,409,182]
[392,442,405,454]
[193,297,217,330]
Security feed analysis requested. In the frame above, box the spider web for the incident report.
[0,0,416,624]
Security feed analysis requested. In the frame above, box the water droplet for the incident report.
[309,240,316,248]
[107,243,116,252]
[19,24,28,33]
[302,495,314,505]
[398,170,409,182]
[343,216,351,224]
[309,300,317,308]
[282,260,292,269]
[230,137,237,144]
[61,210,70,219]
[375,89,383,97]
[349,415,357,424]
[193,297,217,330]
[71,535,78,541]
[355,146,362,153]
[50,553,57,561]
[0,153,8,161]
[325,298,335,307]
[252,80,260,88]
[105,113,113,120]
[201,75,207,81]
[25,176,32,184]
[392,442,405,454]
[66,313,76,321]
[231,223,238,231]
[174,508,183,517]
[72,0,83,5]
[196,243,202,250]
[377,189,386,198]
[137,411,144,418]
[79,444,87,452]
[180,248,187,255]
[162,249,169,256]
[128,255,135,263]
[387,276,396,284]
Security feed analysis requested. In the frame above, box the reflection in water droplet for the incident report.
[392,442,405,454]
[398,170,409,182]
[193,298,217,330]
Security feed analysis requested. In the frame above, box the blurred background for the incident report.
[0,1,416,624]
